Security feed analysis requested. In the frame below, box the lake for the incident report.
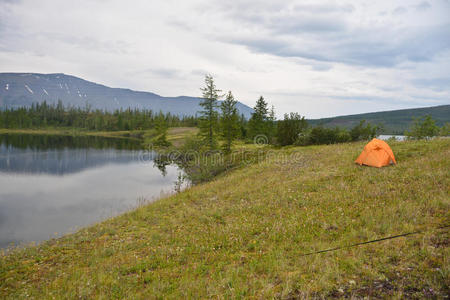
[378,135,407,141]
[0,133,185,249]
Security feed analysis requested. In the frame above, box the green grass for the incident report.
[166,127,199,147]
[141,127,199,148]
[1,139,449,298]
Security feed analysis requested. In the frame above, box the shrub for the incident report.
[277,113,308,146]
[405,115,440,140]
[350,120,378,141]
[439,122,449,136]
[294,128,312,146]
[180,135,207,153]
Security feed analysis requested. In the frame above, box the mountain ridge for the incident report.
[0,72,253,117]
[307,104,450,134]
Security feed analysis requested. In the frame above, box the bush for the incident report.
[277,113,308,146]
[180,135,207,153]
[309,127,331,144]
[294,128,312,146]
[439,122,449,136]
[294,126,352,146]
[405,115,440,140]
[152,133,171,147]
[307,126,350,145]
[350,120,378,141]
[335,127,352,143]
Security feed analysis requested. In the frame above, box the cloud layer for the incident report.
[0,0,449,118]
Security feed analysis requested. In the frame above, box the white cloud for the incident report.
[0,0,449,118]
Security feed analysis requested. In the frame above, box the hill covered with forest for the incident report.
[308,105,450,134]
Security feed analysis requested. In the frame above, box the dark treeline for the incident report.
[0,100,198,131]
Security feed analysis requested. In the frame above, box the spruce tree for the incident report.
[248,96,269,141]
[153,112,170,147]
[198,75,221,149]
[220,91,239,153]
[239,113,247,138]
[268,104,277,140]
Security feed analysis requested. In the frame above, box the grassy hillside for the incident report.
[1,139,449,298]
[308,105,450,134]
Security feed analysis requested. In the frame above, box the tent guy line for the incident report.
[298,224,450,257]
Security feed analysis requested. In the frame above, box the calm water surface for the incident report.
[0,134,185,248]
[378,135,406,141]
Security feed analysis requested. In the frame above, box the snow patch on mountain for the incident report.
[24,84,34,94]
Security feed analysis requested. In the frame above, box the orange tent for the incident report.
[355,138,396,168]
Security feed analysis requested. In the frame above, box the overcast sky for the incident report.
[0,0,449,118]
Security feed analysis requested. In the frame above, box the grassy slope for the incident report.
[1,140,449,298]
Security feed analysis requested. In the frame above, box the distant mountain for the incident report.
[0,73,253,118]
[308,105,450,134]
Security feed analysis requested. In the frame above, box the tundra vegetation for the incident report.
[0,139,449,298]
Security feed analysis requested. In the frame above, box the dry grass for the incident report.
[166,127,199,147]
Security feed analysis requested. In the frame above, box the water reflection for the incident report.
[0,133,148,175]
[0,133,143,150]
[0,133,184,248]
